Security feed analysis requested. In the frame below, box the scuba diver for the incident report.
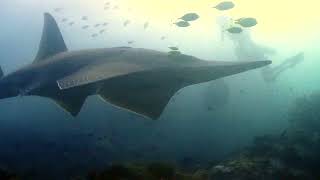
[230,30,304,82]
[216,16,304,82]
[261,52,304,82]
[199,16,304,112]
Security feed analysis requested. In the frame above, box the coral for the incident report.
[288,92,320,134]
[208,92,320,180]
[208,155,310,180]
[146,162,176,179]
[88,164,142,180]
[191,170,209,180]
[87,162,200,180]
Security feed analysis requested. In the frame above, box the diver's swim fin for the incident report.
[262,52,304,82]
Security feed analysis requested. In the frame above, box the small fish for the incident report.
[102,22,109,26]
[82,25,89,29]
[99,29,106,34]
[105,2,110,5]
[289,87,294,92]
[174,21,190,27]
[68,22,75,26]
[161,36,167,40]
[132,151,144,159]
[91,33,98,38]
[94,24,101,28]
[144,22,149,29]
[180,157,199,168]
[81,16,88,21]
[124,20,131,26]
[113,5,119,10]
[235,18,258,28]
[179,13,199,22]
[168,51,182,56]
[148,144,159,152]
[87,133,94,137]
[54,8,63,12]
[104,6,110,10]
[213,1,235,11]
[226,26,242,34]
[61,18,68,22]
[127,41,135,44]
[239,89,246,94]
[280,129,287,137]
[169,46,179,51]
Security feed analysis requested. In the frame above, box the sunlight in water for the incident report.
[114,0,320,46]
[8,0,320,47]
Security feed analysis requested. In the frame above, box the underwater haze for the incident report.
[0,0,320,179]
